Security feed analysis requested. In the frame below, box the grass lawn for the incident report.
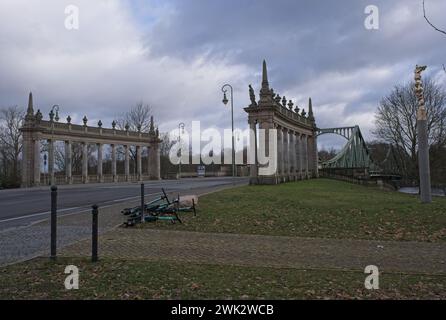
[142,179,446,242]
[1,257,446,299]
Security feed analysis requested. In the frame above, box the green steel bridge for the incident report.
[317,126,401,179]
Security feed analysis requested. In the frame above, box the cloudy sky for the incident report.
[0,0,445,150]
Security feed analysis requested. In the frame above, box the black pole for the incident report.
[50,185,57,260]
[140,183,145,223]
[91,204,99,262]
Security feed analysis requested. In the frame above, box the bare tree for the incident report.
[115,102,154,174]
[318,148,337,162]
[116,102,152,132]
[374,78,446,179]
[423,0,446,36]
[0,106,24,185]
[423,1,446,74]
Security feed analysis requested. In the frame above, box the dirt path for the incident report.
[61,228,446,275]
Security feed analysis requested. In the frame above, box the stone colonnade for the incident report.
[245,60,319,185]
[20,92,161,188]
[248,120,318,184]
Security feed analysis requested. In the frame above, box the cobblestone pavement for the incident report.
[0,201,127,266]
[62,228,446,275]
[0,183,242,267]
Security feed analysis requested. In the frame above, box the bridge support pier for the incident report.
[244,60,318,185]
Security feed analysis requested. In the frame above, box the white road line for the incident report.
[0,192,165,224]
[0,207,81,223]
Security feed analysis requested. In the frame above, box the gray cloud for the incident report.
[0,0,445,151]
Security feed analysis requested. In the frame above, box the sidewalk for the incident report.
[61,228,446,275]
[0,183,244,267]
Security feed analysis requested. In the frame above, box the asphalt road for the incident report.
[0,177,248,231]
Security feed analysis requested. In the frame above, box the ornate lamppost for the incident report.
[414,65,432,203]
[221,84,235,177]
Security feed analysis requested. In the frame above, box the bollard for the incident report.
[50,185,57,260]
[141,183,145,223]
[91,204,99,262]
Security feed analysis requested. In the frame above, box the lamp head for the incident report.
[222,92,229,105]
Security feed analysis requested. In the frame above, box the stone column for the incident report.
[289,132,296,180]
[97,143,103,183]
[303,135,309,179]
[257,121,276,184]
[148,143,161,180]
[307,136,313,178]
[249,121,258,183]
[147,146,151,177]
[298,134,304,180]
[283,128,290,179]
[136,145,142,181]
[21,131,33,188]
[313,134,319,178]
[48,139,55,185]
[277,126,283,179]
[111,144,117,182]
[65,140,72,184]
[124,145,130,182]
[33,139,41,186]
[82,142,88,184]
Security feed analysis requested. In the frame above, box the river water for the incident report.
[398,187,445,197]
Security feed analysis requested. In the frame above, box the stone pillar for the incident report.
[257,121,276,184]
[249,121,258,183]
[111,144,117,182]
[33,139,41,186]
[136,145,142,181]
[48,139,55,185]
[289,132,296,180]
[65,140,72,184]
[313,134,319,178]
[21,131,33,187]
[148,143,161,180]
[277,126,283,179]
[97,143,103,183]
[124,145,130,182]
[282,128,289,180]
[147,146,151,177]
[299,134,304,180]
[82,142,88,184]
[303,135,309,179]
[307,136,313,178]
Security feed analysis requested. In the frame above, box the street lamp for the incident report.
[221,84,235,177]
[178,122,185,179]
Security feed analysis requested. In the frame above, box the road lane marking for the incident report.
[0,192,169,224]
[0,207,81,223]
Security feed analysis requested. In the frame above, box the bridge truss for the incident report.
[317,126,377,170]
[317,125,401,177]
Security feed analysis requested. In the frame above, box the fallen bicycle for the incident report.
[122,189,197,227]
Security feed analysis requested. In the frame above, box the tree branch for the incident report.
[423,0,446,36]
